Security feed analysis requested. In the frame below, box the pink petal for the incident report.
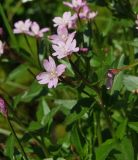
[63,12,71,20]
[57,64,66,76]
[66,34,74,48]
[53,17,63,26]
[52,44,60,52]
[57,26,68,37]
[40,27,49,33]
[70,39,79,52]
[48,78,58,88]
[52,52,59,56]
[25,19,32,28]
[43,56,56,72]
[36,72,50,84]
[13,29,22,34]
[31,22,40,34]
[88,12,98,19]
[63,2,73,8]
[14,21,23,28]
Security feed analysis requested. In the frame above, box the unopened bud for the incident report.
[0,97,8,117]
[106,69,119,90]
[79,48,88,53]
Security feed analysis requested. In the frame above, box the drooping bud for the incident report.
[0,97,8,117]
[79,47,88,53]
[106,69,119,90]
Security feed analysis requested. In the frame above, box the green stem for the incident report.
[69,58,114,137]
[24,35,40,68]
[24,35,34,56]
[32,135,49,158]
[118,60,138,71]
[7,118,29,160]
[0,3,18,50]
[101,105,114,137]
[96,112,102,145]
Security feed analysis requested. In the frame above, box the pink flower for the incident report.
[13,19,32,34]
[0,40,4,56]
[52,33,79,59]
[36,56,66,88]
[53,12,77,28]
[79,5,97,20]
[49,26,76,44]
[29,22,49,38]
[0,97,7,117]
[63,0,86,11]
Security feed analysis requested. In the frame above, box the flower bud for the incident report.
[0,97,8,117]
[106,69,119,90]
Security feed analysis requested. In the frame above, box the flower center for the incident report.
[50,70,57,78]
[73,0,79,7]
[61,34,67,41]
[19,24,26,31]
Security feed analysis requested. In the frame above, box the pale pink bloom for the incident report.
[79,5,97,20]
[13,19,32,34]
[36,56,66,88]
[53,12,77,28]
[52,33,79,59]
[29,22,49,38]
[136,15,138,29]
[0,97,7,117]
[49,26,76,44]
[0,40,4,56]
[63,0,86,11]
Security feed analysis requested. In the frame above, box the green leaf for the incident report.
[57,158,66,160]
[111,54,125,94]
[43,106,61,130]
[20,81,43,102]
[18,35,39,66]
[60,59,75,76]
[123,75,138,91]
[71,126,83,156]
[128,122,138,133]
[96,139,116,160]
[6,63,37,86]
[116,119,128,140]
[4,133,15,159]
[64,108,88,126]
[54,99,77,110]
[115,137,134,160]
[27,121,42,132]
[37,98,50,124]
[13,80,43,108]
[129,38,138,47]
[0,4,18,50]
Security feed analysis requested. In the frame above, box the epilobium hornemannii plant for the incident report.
[1,0,138,159]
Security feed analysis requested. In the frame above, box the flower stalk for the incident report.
[7,117,29,160]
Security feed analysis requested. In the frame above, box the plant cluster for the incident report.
[0,0,138,159]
